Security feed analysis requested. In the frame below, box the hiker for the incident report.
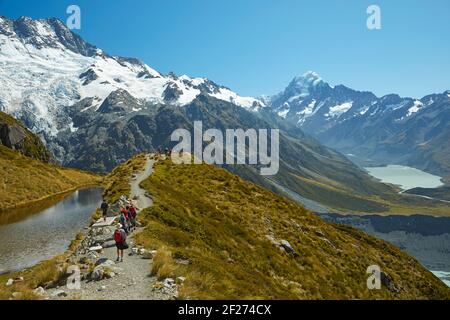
[119,210,129,234]
[123,207,132,229]
[114,224,128,262]
[100,199,109,222]
[128,205,137,230]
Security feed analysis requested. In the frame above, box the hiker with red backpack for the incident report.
[114,223,128,262]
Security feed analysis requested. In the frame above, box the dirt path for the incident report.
[54,232,166,300]
[48,155,170,300]
[130,154,155,210]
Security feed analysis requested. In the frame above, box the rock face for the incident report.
[0,111,53,162]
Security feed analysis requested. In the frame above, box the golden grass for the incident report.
[0,146,101,212]
[0,255,69,300]
[134,159,450,300]
[150,247,179,280]
[0,152,143,300]
[102,153,147,203]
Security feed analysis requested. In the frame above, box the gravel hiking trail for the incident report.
[49,155,169,300]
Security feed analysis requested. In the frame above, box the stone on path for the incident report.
[33,287,46,296]
[92,216,117,228]
[89,246,103,253]
[51,290,67,297]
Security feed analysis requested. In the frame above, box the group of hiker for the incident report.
[100,199,138,262]
[156,147,171,157]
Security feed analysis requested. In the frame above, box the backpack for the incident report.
[114,229,123,243]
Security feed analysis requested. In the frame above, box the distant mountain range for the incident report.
[264,71,450,181]
[0,16,448,213]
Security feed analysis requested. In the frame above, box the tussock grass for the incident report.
[0,255,68,300]
[102,153,147,203]
[150,247,179,280]
[134,159,450,300]
[0,146,101,211]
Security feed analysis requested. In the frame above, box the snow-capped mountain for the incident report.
[265,72,450,178]
[0,16,263,136]
[1,15,447,212]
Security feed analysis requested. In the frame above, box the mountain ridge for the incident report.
[1,16,449,214]
[265,72,450,181]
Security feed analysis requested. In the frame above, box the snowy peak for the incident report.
[97,89,142,114]
[291,71,324,89]
[282,71,328,98]
[265,70,450,140]
[0,16,98,57]
[0,15,264,136]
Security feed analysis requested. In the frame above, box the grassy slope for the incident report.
[0,145,102,299]
[134,159,449,299]
[102,153,147,203]
[0,154,146,300]
[0,146,101,211]
[406,186,450,202]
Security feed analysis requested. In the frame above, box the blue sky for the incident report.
[1,0,449,98]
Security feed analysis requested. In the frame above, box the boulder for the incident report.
[12,292,22,298]
[315,229,326,237]
[33,287,46,296]
[103,240,117,248]
[92,235,113,245]
[88,246,103,253]
[175,258,190,265]
[176,276,186,284]
[163,278,175,287]
[381,272,400,293]
[88,252,99,260]
[51,290,67,297]
[6,278,14,286]
[280,240,298,256]
[95,258,115,267]
[141,250,155,260]
[90,266,105,281]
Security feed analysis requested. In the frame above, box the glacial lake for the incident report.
[365,165,444,190]
[0,188,103,274]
